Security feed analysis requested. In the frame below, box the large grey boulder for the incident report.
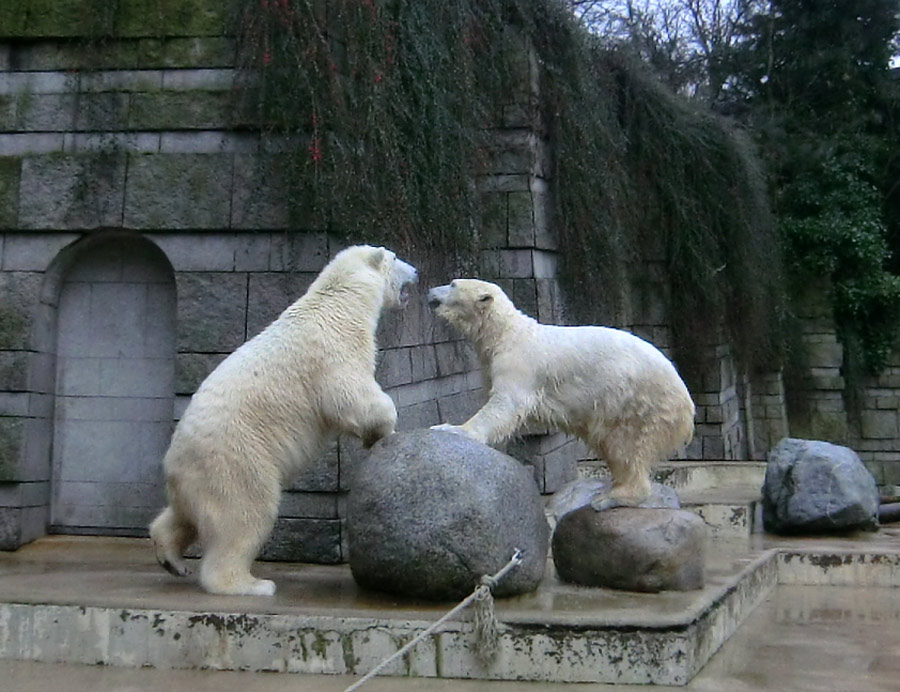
[552,507,706,592]
[762,438,879,534]
[347,429,549,601]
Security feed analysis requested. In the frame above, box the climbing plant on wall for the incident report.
[234,0,784,372]
[234,0,520,274]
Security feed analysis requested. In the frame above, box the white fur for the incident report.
[150,245,417,595]
[427,279,695,507]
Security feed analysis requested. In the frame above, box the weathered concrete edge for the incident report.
[0,599,707,684]
[776,548,900,587]
[0,548,896,685]
[685,549,778,686]
[0,555,780,686]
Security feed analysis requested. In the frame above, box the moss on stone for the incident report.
[0,352,28,391]
[479,193,508,249]
[0,158,20,229]
[0,0,227,39]
[0,96,17,133]
[114,0,229,39]
[0,417,24,481]
[128,91,232,130]
[0,309,27,352]
[0,0,112,38]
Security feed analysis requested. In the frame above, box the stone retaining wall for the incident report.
[2,2,898,560]
[0,12,558,559]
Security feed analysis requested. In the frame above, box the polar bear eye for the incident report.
[450,280,458,288]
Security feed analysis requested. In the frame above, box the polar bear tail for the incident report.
[149,506,195,578]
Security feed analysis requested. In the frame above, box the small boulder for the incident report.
[552,507,706,592]
[547,477,680,526]
[762,438,879,534]
[347,429,549,601]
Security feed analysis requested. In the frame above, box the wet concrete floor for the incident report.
[1,533,899,691]
[3,583,899,691]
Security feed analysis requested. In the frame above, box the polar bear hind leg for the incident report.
[197,506,278,596]
[589,425,657,510]
[149,506,196,578]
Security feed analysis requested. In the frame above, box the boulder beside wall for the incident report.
[347,429,549,601]
[552,507,706,592]
[762,438,879,534]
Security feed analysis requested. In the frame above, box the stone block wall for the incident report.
[744,370,789,461]
[8,1,900,561]
[689,344,747,461]
[0,16,492,559]
[0,8,575,558]
[858,356,900,484]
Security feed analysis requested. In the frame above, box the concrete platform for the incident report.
[1,528,899,687]
[5,580,900,691]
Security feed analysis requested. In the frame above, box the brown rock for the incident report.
[552,507,706,592]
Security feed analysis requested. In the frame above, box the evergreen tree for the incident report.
[730,0,900,373]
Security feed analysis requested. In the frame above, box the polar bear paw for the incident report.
[590,495,631,512]
[246,578,277,597]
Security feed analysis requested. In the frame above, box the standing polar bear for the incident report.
[427,279,694,509]
[150,245,417,596]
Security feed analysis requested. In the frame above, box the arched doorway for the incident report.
[51,236,176,535]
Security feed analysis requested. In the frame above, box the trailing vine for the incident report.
[234,0,783,372]
[233,0,520,276]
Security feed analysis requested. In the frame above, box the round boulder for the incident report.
[762,437,879,534]
[552,507,706,592]
[347,429,549,601]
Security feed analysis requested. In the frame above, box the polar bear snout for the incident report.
[388,257,418,308]
[396,258,418,286]
[427,284,450,308]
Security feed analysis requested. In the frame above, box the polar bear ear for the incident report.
[476,293,494,308]
[368,247,387,270]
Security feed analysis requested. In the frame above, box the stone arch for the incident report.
[45,232,176,535]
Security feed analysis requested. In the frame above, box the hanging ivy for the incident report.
[233,0,784,371]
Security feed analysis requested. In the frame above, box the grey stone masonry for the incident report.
[744,370,790,461]
[691,343,746,461]
[471,28,575,491]
[4,8,900,559]
[791,280,849,444]
[0,25,488,557]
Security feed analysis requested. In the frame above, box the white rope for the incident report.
[343,549,523,692]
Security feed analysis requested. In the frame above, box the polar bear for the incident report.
[149,245,417,596]
[427,279,694,509]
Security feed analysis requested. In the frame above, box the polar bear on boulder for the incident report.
[427,279,694,509]
[150,245,417,596]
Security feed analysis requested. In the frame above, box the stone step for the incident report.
[1,534,898,685]
[575,461,766,538]
[0,536,774,686]
[576,460,767,492]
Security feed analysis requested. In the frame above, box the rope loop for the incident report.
[343,548,523,692]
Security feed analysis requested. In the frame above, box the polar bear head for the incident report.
[427,278,515,339]
[325,245,418,309]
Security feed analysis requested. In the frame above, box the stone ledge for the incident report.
[0,131,262,156]
[2,38,235,72]
[0,69,234,96]
[0,535,897,684]
[0,539,779,685]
